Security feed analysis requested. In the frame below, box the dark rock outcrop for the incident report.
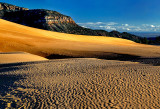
[2,9,76,31]
[1,8,110,36]
[0,2,28,17]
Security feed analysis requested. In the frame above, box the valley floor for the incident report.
[0,58,159,108]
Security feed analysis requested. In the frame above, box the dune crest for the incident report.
[0,19,160,108]
[0,19,160,58]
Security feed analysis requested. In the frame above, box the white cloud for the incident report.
[99,26,105,28]
[122,24,129,26]
[127,28,130,31]
[96,22,103,24]
[81,26,87,28]
[78,22,118,26]
[107,22,118,26]
[105,26,116,30]
[150,25,155,28]
[78,22,160,32]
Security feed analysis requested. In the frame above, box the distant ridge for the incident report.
[0,2,156,44]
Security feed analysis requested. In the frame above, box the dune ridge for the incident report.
[0,19,160,59]
[0,19,160,108]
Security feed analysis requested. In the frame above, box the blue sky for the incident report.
[1,0,160,32]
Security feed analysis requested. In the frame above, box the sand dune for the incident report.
[0,19,160,108]
[0,19,160,58]
[0,52,48,64]
[0,58,159,108]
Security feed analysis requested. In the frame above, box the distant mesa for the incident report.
[0,2,157,44]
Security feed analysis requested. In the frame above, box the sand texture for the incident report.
[0,58,160,108]
[0,19,160,109]
[0,52,48,64]
[0,19,160,59]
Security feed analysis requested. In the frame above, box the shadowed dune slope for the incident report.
[0,52,48,64]
[0,19,160,58]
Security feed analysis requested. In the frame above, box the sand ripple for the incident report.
[0,58,160,108]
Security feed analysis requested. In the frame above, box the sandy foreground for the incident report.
[0,58,159,108]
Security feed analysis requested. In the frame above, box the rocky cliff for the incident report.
[2,9,78,32]
[2,8,110,36]
[0,2,151,44]
[0,2,28,17]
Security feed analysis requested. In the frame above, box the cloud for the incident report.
[105,26,117,30]
[77,22,118,30]
[77,22,118,26]
[150,25,155,28]
[122,24,129,26]
[107,22,118,25]
[78,22,160,32]
[127,28,130,31]
[78,22,104,25]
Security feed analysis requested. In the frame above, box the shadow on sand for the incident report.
[46,53,160,66]
[95,53,160,66]
[0,53,160,107]
[0,64,29,108]
[0,74,23,108]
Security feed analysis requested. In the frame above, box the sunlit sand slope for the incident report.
[0,52,48,64]
[0,19,160,58]
[0,58,159,108]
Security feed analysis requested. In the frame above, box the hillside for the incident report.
[0,2,160,109]
[0,19,160,107]
[0,19,160,59]
[0,2,150,44]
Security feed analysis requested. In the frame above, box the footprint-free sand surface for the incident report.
[0,58,160,108]
[0,19,160,108]
[0,52,48,64]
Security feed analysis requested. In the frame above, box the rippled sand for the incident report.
[0,58,159,108]
[0,18,160,109]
